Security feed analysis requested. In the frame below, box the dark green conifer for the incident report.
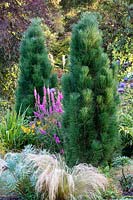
[15,18,57,116]
[62,13,119,166]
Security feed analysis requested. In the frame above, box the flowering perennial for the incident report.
[34,87,63,118]
[21,86,64,153]
[33,86,63,153]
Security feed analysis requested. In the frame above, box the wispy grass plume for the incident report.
[27,154,108,200]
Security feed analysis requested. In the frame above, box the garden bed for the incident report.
[0,196,19,200]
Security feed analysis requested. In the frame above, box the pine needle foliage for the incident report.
[62,12,119,166]
[15,18,57,116]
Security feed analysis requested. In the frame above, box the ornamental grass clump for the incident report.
[27,153,108,200]
[0,146,108,199]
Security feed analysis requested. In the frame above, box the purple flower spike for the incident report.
[50,88,56,93]
[43,86,47,96]
[130,83,133,88]
[58,108,63,113]
[34,111,40,118]
[34,112,44,119]
[47,87,50,94]
[34,88,37,99]
[37,94,40,105]
[55,137,60,144]
[119,82,126,88]
[39,104,45,112]
[57,121,62,128]
[58,91,63,100]
[117,87,124,94]
[40,129,47,134]
[53,134,60,144]
[60,149,64,154]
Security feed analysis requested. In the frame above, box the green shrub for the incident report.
[15,18,57,116]
[62,12,119,166]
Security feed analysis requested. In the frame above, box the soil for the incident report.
[0,196,20,200]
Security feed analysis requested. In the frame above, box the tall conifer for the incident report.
[62,13,119,166]
[15,18,57,116]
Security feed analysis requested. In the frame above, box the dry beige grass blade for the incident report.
[36,167,74,200]
[32,155,74,200]
[26,154,58,174]
[27,153,108,200]
[72,164,108,199]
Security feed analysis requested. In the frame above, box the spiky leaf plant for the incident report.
[0,108,28,151]
[15,18,57,116]
[62,12,119,166]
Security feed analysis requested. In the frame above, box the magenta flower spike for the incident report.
[57,121,62,128]
[43,86,47,96]
[40,129,47,134]
[47,87,51,110]
[58,91,63,100]
[39,104,46,113]
[34,88,37,99]
[47,87,50,96]
[53,134,60,144]
[37,94,40,105]
[50,88,56,93]
[56,136,60,144]
[34,111,40,118]
[49,106,53,114]
[43,86,47,106]
[60,149,64,154]
[51,91,55,111]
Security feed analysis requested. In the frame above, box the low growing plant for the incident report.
[118,74,133,157]
[112,156,132,194]
[21,86,64,153]
[0,108,29,151]
[0,145,108,200]
[27,152,108,200]
[0,146,39,199]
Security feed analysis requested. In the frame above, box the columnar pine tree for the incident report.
[15,18,57,116]
[62,13,119,166]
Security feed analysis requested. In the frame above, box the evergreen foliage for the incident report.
[62,13,119,166]
[15,18,57,116]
